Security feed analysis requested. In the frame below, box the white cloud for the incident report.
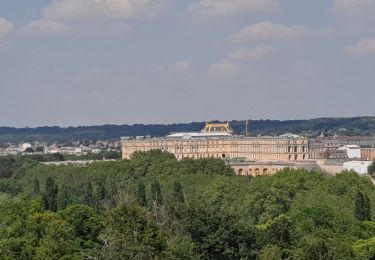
[171,60,192,72]
[209,45,272,78]
[229,45,273,61]
[230,21,306,43]
[190,0,277,17]
[209,60,243,78]
[43,0,172,22]
[346,38,375,55]
[158,60,192,73]
[0,17,14,40]
[20,0,172,35]
[334,0,375,16]
[20,20,68,34]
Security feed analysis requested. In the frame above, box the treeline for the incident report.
[0,151,121,178]
[1,116,374,144]
[1,151,375,259]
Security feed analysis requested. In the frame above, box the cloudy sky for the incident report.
[0,0,374,127]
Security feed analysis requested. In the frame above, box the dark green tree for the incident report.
[43,177,58,212]
[59,205,103,249]
[84,182,94,206]
[57,185,70,210]
[0,156,16,178]
[100,204,167,259]
[354,191,371,221]
[369,160,375,176]
[263,214,293,246]
[173,181,185,203]
[174,201,260,259]
[151,179,163,207]
[297,236,335,260]
[137,182,147,207]
[95,180,106,211]
[32,178,40,194]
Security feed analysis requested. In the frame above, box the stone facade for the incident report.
[230,161,294,176]
[121,135,309,162]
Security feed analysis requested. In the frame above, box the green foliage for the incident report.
[137,182,147,207]
[355,191,371,221]
[369,160,375,176]
[43,177,58,212]
[180,158,235,176]
[151,179,163,207]
[84,181,94,206]
[25,212,78,259]
[172,201,260,259]
[353,235,375,258]
[2,150,375,259]
[259,214,294,247]
[32,178,40,194]
[100,204,167,259]
[0,156,16,178]
[59,205,103,249]
[173,181,185,203]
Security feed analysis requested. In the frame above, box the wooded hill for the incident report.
[0,116,374,144]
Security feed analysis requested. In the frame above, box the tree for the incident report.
[295,236,335,260]
[260,245,283,260]
[261,214,293,247]
[151,179,163,207]
[369,160,375,176]
[84,182,94,206]
[24,147,34,154]
[354,191,371,221]
[33,178,40,194]
[57,185,71,210]
[25,212,78,259]
[100,204,167,259]
[59,205,103,249]
[353,236,375,259]
[95,180,106,211]
[173,181,185,203]
[0,156,16,178]
[137,182,147,207]
[43,177,58,212]
[173,201,260,259]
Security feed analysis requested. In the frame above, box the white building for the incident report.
[21,143,32,151]
[343,161,372,175]
[339,145,361,159]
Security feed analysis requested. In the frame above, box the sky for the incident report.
[0,0,374,127]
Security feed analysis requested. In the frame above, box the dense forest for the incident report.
[0,117,374,144]
[1,150,375,259]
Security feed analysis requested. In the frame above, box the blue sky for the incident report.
[0,0,374,127]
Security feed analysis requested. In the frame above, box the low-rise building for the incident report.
[338,145,361,159]
[343,161,372,175]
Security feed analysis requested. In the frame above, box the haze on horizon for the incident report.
[0,0,374,128]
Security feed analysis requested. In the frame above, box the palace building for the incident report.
[121,122,309,162]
